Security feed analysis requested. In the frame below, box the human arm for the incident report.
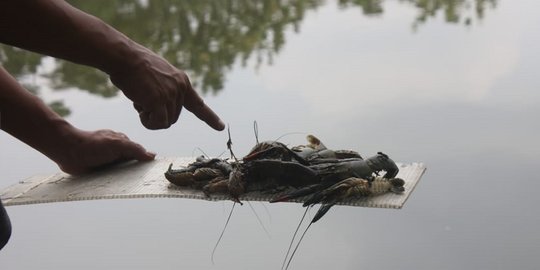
[0,0,224,130]
[0,66,155,175]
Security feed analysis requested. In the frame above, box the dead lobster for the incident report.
[269,151,400,203]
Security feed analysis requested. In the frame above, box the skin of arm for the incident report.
[0,66,155,175]
[0,0,225,131]
[0,1,226,250]
[0,0,226,173]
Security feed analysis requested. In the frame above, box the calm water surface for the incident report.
[1,1,539,269]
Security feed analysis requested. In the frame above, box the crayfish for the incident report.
[164,133,403,212]
[164,129,405,268]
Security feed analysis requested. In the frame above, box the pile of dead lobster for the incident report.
[164,135,405,223]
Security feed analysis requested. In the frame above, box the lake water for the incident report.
[1,0,539,269]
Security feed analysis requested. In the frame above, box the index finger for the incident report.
[184,88,225,131]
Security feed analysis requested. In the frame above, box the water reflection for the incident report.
[69,0,324,93]
[338,0,497,27]
[0,46,72,116]
[404,0,497,28]
[4,1,540,269]
[0,0,497,116]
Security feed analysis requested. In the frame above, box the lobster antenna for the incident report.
[227,125,238,162]
[259,201,272,224]
[273,132,307,142]
[215,149,227,159]
[191,147,210,158]
[285,217,314,270]
[247,201,271,239]
[253,121,260,144]
[281,207,310,270]
[211,202,236,264]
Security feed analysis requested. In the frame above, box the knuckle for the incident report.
[142,119,166,130]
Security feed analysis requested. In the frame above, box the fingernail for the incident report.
[217,119,226,130]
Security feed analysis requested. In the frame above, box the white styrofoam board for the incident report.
[1,157,425,209]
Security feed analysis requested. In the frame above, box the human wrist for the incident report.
[26,101,80,165]
[97,36,151,77]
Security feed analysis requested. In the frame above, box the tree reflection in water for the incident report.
[0,0,497,116]
[338,0,497,29]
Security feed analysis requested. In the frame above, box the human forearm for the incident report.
[0,66,76,163]
[0,0,141,74]
[0,0,224,131]
[0,67,155,174]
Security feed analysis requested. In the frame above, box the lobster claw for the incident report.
[374,152,399,179]
[390,178,405,193]
[383,166,399,179]
[391,186,405,193]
